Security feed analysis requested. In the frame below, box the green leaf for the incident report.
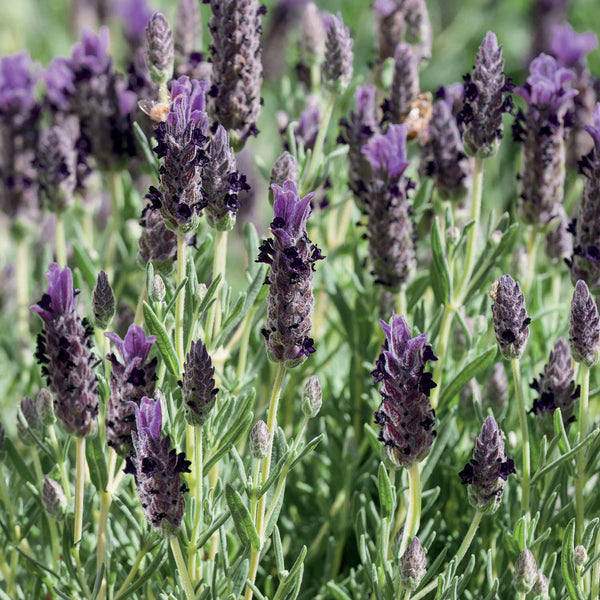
[230,558,249,597]
[326,582,352,600]
[377,463,394,520]
[273,526,286,576]
[272,547,306,600]
[197,274,222,319]
[257,450,292,499]
[72,244,98,291]
[214,292,247,348]
[133,121,159,174]
[115,542,167,600]
[225,484,260,550]
[142,301,180,376]
[5,438,36,484]
[430,218,452,305]
[86,433,108,493]
[90,563,105,600]
[554,408,571,454]
[562,519,586,600]
[164,276,188,317]
[195,511,231,551]
[289,434,324,469]
[438,346,497,409]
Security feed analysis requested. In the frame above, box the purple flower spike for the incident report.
[384,42,420,126]
[372,314,437,469]
[31,264,98,438]
[569,280,600,367]
[257,181,324,367]
[0,53,38,115]
[363,125,415,291]
[105,324,157,455]
[551,23,598,69]
[514,54,576,226]
[322,12,354,92]
[125,395,191,536]
[459,31,513,158]
[570,103,600,290]
[459,416,515,513]
[339,85,379,210]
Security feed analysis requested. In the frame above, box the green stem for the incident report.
[189,427,204,582]
[429,305,455,410]
[48,517,60,570]
[205,230,228,348]
[300,93,336,196]
[592,515,600,599]
[114,537,154,599]
[175,231,187,369]
[575,365,590,543]
[398,464,422,558]
[49,425,71,504]
[97,449,117,600]
[170,536,196,600]
[523,228,538,297]
[134,281,147,327]
[236,307,256,382]
[511,359,530,514]
[55,211,67,266]
[74,437,86,545]
[105,173,123,280]
[454,157,484,301]
[15,235,29,344]
[245,363,287,600]
[403,590,412,600]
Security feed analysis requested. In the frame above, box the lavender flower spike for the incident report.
[385,43,419,125]
[92,270,115,329]
[372,314,437,469]
[105,324,157,455]
[363,124,416,291]
[31,264,98,438]
[570,103,600,291]
[125,396,191,536]
[459,31,514,158]
[490,275,531,360]
[514,54,576,227]
[152,76,210,233]
[200,124,250,230]
[145,12,174,86]
[270,151,299,188]
[459,416,515,513]
[208,0,264,147]
[322,13,354,92]
[257,181,324,367]
[569,280,600,367]
[399,537,427,591]
[138,204,178,275]
[339,85,379,211]
[181,340,218,426]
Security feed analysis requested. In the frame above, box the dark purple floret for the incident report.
[339,85,379,211]
[570,103,600,291]
[0,52,40,221]
[125,396,191,536]
[459,416,515,513]
[490,274,530,360]
[421,100,472,200]
[530,337,579,433]
[362,124,415,291]
[105,324,157,456]
[31,264,98,438]
[372,314,437,469]
[200,123,249,230]
[207,0,264,148]
[322,12,354,92]
[181,340,218,426]
[515,54,576,226]
[459,31,514,158]
[257,181,324,367]
[569,280,600,367]
[152,76,210,233]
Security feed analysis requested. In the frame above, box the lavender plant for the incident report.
[2,2,600,600]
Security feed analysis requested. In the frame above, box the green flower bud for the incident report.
[514,549,538,594]
[302,376,322,418]
[399,537,426,591]
[36,388,55,426]
[250,420,269,460]
[42,476,68,520]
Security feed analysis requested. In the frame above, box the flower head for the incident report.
[569,280,600,367]
[181,340,218,427]
[145,12,174,85]
[372,314,437,469]
[322,13,354,92]
[551,23,598,69]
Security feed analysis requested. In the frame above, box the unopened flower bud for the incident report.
[484,363,508,410]
[182,341,218,427]
[92,271,116,329]
[302,376,322,418]
[150,274,166,303]
[569,280,600,367]
[18,396,43,446]
[446,226,460,247]
[323,13,354,92]
[42,476,68,520]
[514,549,538,594]
[250,420,269,459]
[491,230,503,246]
[399,537,427,591]
[532,570,549,600]
[36,388,55,426]
[300,2,326,67]
[270,152,299,188]
[146,12,174,86]
[574,545,587,567]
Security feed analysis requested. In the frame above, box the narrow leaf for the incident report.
[142,301,180,376]
[225,484,260,550]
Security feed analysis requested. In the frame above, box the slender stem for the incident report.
[410,511,483,600]
[403,590,412,600]
[114,537,154,599]
[134,281,147,327]
[592,515,600,599]
[205,230,228,348]
[105,173,123,280]
[455,157,484,301]
[398,464,422,558]
[189,427,204,581]
[31,451,44,482]
[74,437,86,545]
[575,365,590,543]
[15,235,29,344]
[170,536,196,600]
[301,93,336,196]
[429,305,455,410]
[236,307,256,382]
[48,425,71,504]
[511,359,530,514]
[245,363,287,600]
[97,450,117,600]
[176,231,187,369]
[48,517,60,569]
[55,211,67,266]
[159,82,170,105]
[523,228,538,297]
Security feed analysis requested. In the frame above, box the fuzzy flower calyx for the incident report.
[399,537,427,591]
[569,280,600,367]
[459,416,515,513]
[181,340,218,426]
[372,314,437,469]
